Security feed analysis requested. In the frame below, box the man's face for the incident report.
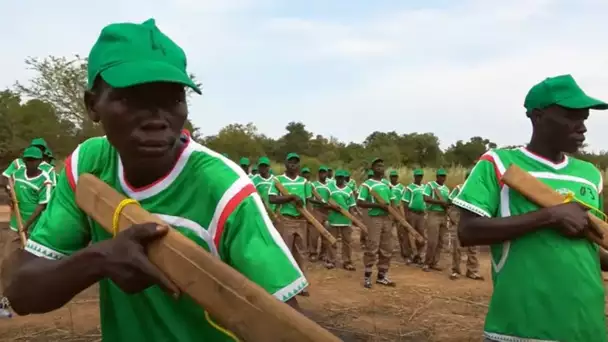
[85,79,187,162]
[24,157,41,171]
[319,170,327,181]
[534,106,588,154]
[336,176,345,186]
[414,175,423,184]
[390,175,398,184]
[251,169,258,175]
[372,161,384,175]
[285,158,300,174]
[302,172,311,180]
[327,170,334,178]
[436,175,446,185]
[241,164,249,173]
[258,164,270,176]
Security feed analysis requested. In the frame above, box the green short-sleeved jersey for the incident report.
[453,148,606,342]
[26,136,307,342]
[347,179,357,192]
[3,158,56,187]
[390,183,405,205]
[357,179,395,216]
[311,180,330,207]
[9,168,53,232]
[423,181,450,212]
[268,175,311,217]
[251,174,276,211]
[327,182,356,226]
[402,183,426,212]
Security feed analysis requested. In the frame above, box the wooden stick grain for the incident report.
[368,188,426,243]
[7,177,27,248]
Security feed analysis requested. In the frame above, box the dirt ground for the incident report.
[0,204,595,341]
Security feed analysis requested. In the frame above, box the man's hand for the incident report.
[94,223,178,295]
[548,202,590,238]
[290,195,304,207]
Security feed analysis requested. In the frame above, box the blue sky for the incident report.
[3,0,608,151]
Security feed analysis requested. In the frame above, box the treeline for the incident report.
[2,55,608,171]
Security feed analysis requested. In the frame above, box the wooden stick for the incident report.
[273,180,337,245]
[75,173,340,342]
[310,186,369,234]
[7,177,27,248]
[368,188,426,243]
[501,164,608,250]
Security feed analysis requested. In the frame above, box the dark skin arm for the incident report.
[356,199,387,210]
[599,249,608,272]
[423,195,448,207]
[458,202,590,247]
[269,195,302,206]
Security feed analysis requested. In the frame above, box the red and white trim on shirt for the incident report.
[65,144,82,191]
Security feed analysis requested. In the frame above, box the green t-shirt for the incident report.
[9,168,53,232]
[3,158,57,187]
[347,179,357,192]
[251,174,276,211]
[26,136,308,342]
[357,179,395,216]
[402,183,426,212]
[453,148,606,342]
[423,181,450,212]
[327,182,356,226]
[311,180,330,207]
[390,183,405,205]
[268,175,312,217]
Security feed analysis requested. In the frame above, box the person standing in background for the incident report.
[309,166,331,262]
[239,157,250,175]
[422,169,450,272]
[401,169,427,265]
[326,170,357,271]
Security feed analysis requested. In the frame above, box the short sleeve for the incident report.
[348,192,356,207]
[2,159,18,178]
[448,187,460,202]
[305,182,313,199]
[452,159,501,217]
[268,179,279,196]
[26,167,91,260]
[220,193,308,301]
[38,182,52,204]
[402,188,412,202]
[424,184,433,196]
[357,183,370,201]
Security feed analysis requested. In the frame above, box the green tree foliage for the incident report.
[444,136,498,167]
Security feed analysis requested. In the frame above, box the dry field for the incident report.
[0,204,604,342]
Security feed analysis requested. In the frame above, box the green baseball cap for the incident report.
[318,165,328,172]
[436,168,447,176]
[524,74,608,112]
[344,170,351,177]
[286,152,300,161]
[239,157,250,166]
[44,149,54,159]
[335,169,348,177]
[389,170,399,176]
[23,146,43,159]
[413,169,424,176]
[301,167,311,174]
[252,165,258,171]
[88,19,201,94]
[367,169,374,176]
[30,138,48,150]
[258,156,270,166]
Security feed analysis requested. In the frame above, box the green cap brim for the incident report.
[558,94,608,110]
[23,150,42,159]
[100,61,201,94]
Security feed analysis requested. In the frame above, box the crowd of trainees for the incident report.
[231,153,484,290]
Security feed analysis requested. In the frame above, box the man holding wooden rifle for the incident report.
[310,166,331,263]
[358,169,375,248]
[325,169,358,270]
[388,170,406,259]
[5,19,309,342]
[422,168,450,272]
[401,169,426,265]
[454,74,608,342]
[251,156,276,218]
[357,158,397,288]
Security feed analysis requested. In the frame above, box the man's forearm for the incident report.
[357,200,384,209]
[600,249,608,272]
[269,195,294,205]
[23,204,46,232]
[6,246,105,315]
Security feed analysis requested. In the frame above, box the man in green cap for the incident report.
[357,157,396,288]
[250,165,258,176]
[309,166,331,263]
[6,19,308,341]
[326,167,335,185]
[455,74,608,342]
[300,167,311,181]
[345,171,357,193]
[239,157,250,175]
[447,170,483,281]
[357,169,375,248]
[250,157,276,219]
[2,138,56,189]
[422,168,450,272]
[1,146,53,317]
[269,152,313,296]
[401,169,427,265]
[325,169,357,270]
